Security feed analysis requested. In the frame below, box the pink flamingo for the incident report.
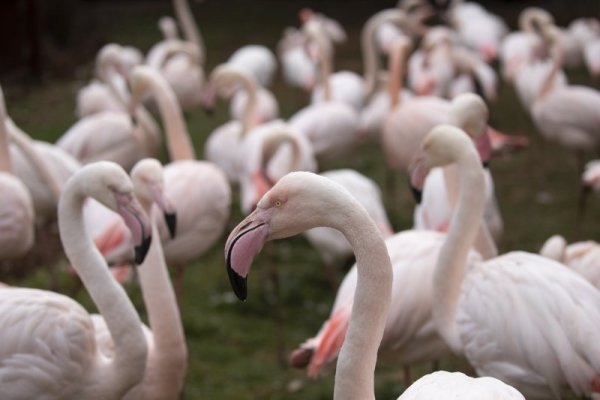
[90,159,186,399]
[410,124,600,399]
[0,162,152,399]
[128,66,231,298]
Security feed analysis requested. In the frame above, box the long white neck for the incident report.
[226,72,258,135]
[135,202,187,399]
[388,40,407,109]
[139,69,195,161]
[6,118,62,201]
[58,179,147,395]
[361,9,407,97]
[442,165,497,260]
[433,149,486,354]
[172,0,205,63]
[332,204,392,400]
[536,40,563,102]
[311,32,333,102]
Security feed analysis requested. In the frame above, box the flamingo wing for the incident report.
[0,288,96,400]
[458,251,600,399]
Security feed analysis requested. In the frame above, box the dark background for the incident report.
[1,0,599,83]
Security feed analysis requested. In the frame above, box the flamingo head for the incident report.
[225,172,352,300]
[131,159,177,239]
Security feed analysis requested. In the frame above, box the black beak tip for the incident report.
[135,235,152,265]
[409,183,423,204]
[226,258,247,301]
[165,212,177,239]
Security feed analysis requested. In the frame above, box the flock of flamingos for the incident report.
[1,0,600,398]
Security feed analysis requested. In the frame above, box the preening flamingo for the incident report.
[398,371,525,399]
[410,124,600,400]
[90,159,187,400]
[225,171,394,399]
[204,64,267,183]
[146,0,207,110]
[287,22,359,162]
[0,87,34,259]
[128,66,231,298]
[0,161,152,400]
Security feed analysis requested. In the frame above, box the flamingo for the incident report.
[499,7,554,83]
[225,171,394,399]
[287,22,359,162]
[145,0,207,110]
[448,1,508,63]
[277,27,317,91]
[359,10,415,140]
[58,46,161,172]
[226,45,277,88]
[90,159,186,400]
[203,64,267,183]
[76,43,142,118]
[0,161,152,399]
[531,25,600,172]
[0,87,34,259]
[540,234,600,290]
[127,66,231,298]
[409,124,600,399]
[398,371,525,399]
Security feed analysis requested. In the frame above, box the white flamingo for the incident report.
[90,159,186,400]
[409,124,600,400]
[0,161,152,400]
[531,25,600,170]
[225,171,394,399]
[127,66,231,298]
[287,22,359,162]
[203,64,267,183]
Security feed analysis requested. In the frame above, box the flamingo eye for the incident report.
[274,200,282,207]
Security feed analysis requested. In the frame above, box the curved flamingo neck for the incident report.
[332,203,392,400]
[361,9,407,97]
[6,119,63,201]
[58,174,146,394]
[433,146,485,354]
[536,42,563,102]
[135,202,187,397]
[261,132,303,176]
[173,0,205,64]
[308,29,333,101]
[388,39,408,109]
[0,89,12,172]
[135,68,195,161]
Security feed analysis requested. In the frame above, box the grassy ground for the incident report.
[3,1,600,399]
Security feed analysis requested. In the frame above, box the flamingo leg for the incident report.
[403,366,412,387]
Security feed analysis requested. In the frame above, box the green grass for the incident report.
[3,1,600,399]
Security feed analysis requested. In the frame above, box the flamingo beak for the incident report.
[224,207,274,301]
[148,183,177,239]
[409,153,430,196]
[116,192,152,265]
